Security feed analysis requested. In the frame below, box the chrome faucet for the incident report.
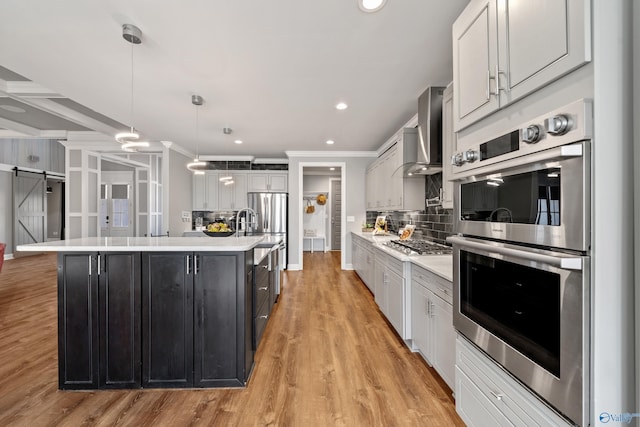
[235,207,257,237]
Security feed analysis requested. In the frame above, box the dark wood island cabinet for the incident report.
[37,236,267,390]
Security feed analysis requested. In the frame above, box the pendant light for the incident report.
[187,94,206,174]
[115,24,149,152]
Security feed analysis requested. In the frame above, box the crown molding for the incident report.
[253,158,289,164]
[199,155,255,161]
[285,150,377,158]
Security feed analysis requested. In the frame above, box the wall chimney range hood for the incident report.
[405,86,445,175]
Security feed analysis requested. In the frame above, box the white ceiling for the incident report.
[0,0,468,158]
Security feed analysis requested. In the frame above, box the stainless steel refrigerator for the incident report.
[247,192,288,268]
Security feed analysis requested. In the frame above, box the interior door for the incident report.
[100,180,133,237]
[13,170,46,251]
[330,179,341,250]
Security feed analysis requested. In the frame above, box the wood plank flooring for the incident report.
[0,251,464,426]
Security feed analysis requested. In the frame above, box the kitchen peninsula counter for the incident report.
[17,236,265,391]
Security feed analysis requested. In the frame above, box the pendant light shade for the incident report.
[187,94,207,173]
[115,24,149,152]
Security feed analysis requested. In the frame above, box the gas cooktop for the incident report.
[384,239,453,255]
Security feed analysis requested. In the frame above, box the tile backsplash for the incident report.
[366,173,454,245]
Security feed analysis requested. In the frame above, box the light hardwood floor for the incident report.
[0,251,464,426]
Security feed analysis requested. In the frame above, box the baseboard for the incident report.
[4,253,14,261]
[345,263,354,270]
[287,264,301,271]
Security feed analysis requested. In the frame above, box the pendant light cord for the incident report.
[130,40,135,133]
[195,102,200,160]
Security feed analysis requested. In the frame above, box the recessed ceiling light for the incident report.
[0,104,27,113]
[330,167,335,171]
[335,102,348,110]
[234,140,243,144]
[358,0,387,13]
[326,140,335,145]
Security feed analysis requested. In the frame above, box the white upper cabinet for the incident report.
[192,173,219,211]
[365,128,425,212]
[453,0,591,131]
[248,172,288,192]
[218,173,248,210]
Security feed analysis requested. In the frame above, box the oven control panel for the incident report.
[451,99,592,175]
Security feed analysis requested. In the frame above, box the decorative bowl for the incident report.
[203,231,235,237]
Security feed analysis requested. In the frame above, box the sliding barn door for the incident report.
[13,170,46,251]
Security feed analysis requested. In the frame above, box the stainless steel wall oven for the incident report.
[449,99,592,426]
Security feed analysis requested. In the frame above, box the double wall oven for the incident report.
[448,99,591,426]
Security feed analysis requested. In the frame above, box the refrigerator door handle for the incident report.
[263,197,268,230]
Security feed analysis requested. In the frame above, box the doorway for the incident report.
[299,163,346,270]
[100,170,134,237]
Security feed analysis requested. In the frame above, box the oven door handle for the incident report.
[448,236,583,270]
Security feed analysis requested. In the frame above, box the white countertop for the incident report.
[16,236,266,252]
[352,231,453,282]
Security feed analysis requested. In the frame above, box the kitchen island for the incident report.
[17,236,266,390]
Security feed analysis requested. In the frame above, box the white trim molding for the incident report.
[286,150,377,158]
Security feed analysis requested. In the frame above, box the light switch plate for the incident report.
[347,216,355,222]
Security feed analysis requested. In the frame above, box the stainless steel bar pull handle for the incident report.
[449,236,583,270]
[186,255,191,275]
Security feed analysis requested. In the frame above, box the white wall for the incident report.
[288,156,373,270]
[167,149,193,237]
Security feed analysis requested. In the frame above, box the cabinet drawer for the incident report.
[412,264,453,305]
[455,367,511,427]
[385,254,403,276]
[254,280,269,312]
[254,298,270,348]
[456,337,573,427]
[253,260,269,311]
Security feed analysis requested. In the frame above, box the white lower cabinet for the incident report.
[374,247,407,339]
[456,336,573,427]
[410,263,456,390]
[352,234,375,293]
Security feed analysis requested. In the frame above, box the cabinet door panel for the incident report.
[432,294,456,390]
[386,270,404,337]
[248,174,269,192]
[411,282,429,361]
[205,173,218,210]
[194,253,240,386]
[142,253,193,388]
[505,0,568,88]
[58,253,99,389]
[269,174,287,192]
[193,174,206,210]
[99,253,141,388]
[454,0,498,127]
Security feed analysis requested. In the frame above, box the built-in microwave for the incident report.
[451,99,591,252]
